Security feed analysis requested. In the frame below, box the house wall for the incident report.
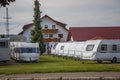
[22,26,34,42]
[22,17,68,43]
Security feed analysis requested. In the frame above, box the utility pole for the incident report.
[3,7,11,37]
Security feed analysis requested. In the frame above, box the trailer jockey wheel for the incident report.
[111,57,117,63]
[97,60,102,63]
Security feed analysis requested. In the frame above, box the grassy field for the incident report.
[0,55,120,74]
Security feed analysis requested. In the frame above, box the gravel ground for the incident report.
[0,72,120,80]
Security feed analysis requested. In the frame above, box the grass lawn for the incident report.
[0,55,120,74]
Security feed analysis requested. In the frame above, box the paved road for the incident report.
[0,72,120,80]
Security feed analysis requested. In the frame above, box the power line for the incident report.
[9,24,21,31]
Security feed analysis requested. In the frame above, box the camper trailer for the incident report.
[51,40,120,63]
[68,42,79,57]
[51,43,58,55]
[0,38,10,62]
[74,42,85,59]
[10,42,40,62]
[82,40,120,63]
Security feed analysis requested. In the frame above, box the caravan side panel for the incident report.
[0,38,10,62]
[74,42,85,59]
[82,40,102,60]
[96,40,120,61]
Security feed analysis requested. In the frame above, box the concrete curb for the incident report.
[4,77,120,80]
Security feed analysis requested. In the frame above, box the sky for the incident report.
[0,0,120,34]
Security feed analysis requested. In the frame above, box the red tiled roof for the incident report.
[18,15,68,35]
[69,27,120,41]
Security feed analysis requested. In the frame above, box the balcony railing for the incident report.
[44,38,60,42]
[42,29,58,33]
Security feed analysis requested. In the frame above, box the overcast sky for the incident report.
[0,0,120,34]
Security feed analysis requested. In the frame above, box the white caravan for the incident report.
[62,42,71,56]
[57,42,65,56]
[68,42,78,57]
[53,42,63,55]
[10,42,40,62]
[74,42,85,59]
[82,40,120,63]
[0,38,10,62]
[51,43,58,55]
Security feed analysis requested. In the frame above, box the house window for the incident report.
[44,34,48,38]
[49,34,53,38]
[52,25,56,29]
[112,45,117,51]
[101,44,107,51]
[45,25,48,29]
[58,34,63,38]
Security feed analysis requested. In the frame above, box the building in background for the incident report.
[69,27,120,41]
[19,15,69,48]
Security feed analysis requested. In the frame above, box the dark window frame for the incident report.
[52,25,56,29]
[49,34,53,38]
[53,43,58,49]
[101,44,107,51]
[112,45,117,51]
[44,25,48,29]
[58,34,63,38]
[86,45,94,51]
[0,41,8,48]
[60,46,64,50]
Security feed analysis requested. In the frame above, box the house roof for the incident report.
[42,15,67,28]
[69,27,120,41]
[18,15,68,35]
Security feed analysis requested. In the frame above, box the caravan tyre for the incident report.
[111,57,117,63]
[97,60,102,63]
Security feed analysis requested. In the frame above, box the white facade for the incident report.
[19,15,69,48]
[41,16,68,42]
[22,26,34,42]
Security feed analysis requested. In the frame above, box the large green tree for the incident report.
[0,0,15,7]
[31,0,45,54]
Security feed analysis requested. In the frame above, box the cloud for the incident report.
[0,0,120,34]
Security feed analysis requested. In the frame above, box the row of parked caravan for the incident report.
[51,41,85,59]
[51,40,120,63]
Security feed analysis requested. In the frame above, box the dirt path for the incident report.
[0,72,120,80]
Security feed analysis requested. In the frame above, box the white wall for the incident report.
[22,16,68,43]
[23,26,34,42]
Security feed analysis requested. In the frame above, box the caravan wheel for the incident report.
[111,57,117,63]
[97,60,102,63]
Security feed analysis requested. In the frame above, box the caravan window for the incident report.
[14,48,20,53]
[0,42,8,48]
[0,42,5,47]
[53,43,58,49]
[112,45,117,51]
[60,46,64,50]
[86,45,94,51]
[101,44,107,51]
[19,48,39,53]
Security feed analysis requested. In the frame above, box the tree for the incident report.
[31,0,45,54]
[0,0,15,7]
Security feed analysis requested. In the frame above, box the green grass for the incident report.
[0,55,120,74]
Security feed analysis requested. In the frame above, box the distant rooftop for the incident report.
[69,26,120,41]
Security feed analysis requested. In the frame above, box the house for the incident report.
[69,27,120,41]
[19,15,69,48]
